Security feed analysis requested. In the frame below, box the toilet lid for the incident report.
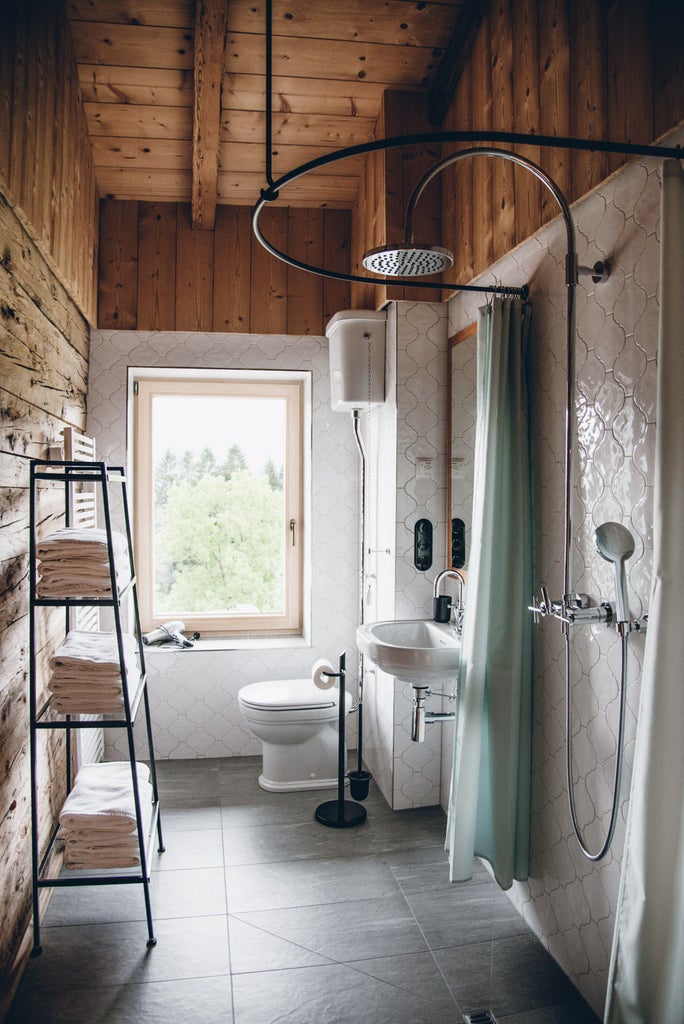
[239,678,338,711]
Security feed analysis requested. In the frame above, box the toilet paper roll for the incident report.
[311,658,337,690]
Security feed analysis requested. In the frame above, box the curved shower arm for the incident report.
[402,146,579,608]
[403,147,577,286]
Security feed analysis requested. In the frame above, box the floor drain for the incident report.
[463,1012,497,1024]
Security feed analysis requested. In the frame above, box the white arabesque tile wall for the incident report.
[391,302,448,809]
[446,149,667,1015]
[86,330,361,761]
[353,301,451,811]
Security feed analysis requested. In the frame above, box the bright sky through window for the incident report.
[151,395,286,475]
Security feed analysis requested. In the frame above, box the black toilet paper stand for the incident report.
[315,652,367,828]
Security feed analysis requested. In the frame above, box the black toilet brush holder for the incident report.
[347,769,371,801]
[315,652,367,828]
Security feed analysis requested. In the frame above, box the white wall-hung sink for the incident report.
[356,619,461,688]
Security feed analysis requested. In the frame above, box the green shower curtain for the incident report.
[445,297,533,890]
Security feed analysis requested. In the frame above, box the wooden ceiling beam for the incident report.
[428,0,488,126]
[192,0,227,230]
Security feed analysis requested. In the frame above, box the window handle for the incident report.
[289,519,296,546]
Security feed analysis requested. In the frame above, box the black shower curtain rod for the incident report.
[253,132,682,298]
[258,129,683,203]
[255,0,682,295]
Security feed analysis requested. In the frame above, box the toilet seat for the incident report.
[238,678,338,712]
[237,677,352,792]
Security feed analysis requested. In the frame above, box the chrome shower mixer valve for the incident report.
[529,588,614,627]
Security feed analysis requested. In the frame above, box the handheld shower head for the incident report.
[594,522,635,624]
[362,243,454,277]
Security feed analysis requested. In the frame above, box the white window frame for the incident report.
[131,370,306,637]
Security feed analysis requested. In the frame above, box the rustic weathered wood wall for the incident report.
[97,201,351,335]
[0,0,96,1011]
[440,0,684,287]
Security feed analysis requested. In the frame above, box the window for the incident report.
[132,373,304,636]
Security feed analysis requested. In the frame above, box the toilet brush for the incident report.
[348,679,371,802]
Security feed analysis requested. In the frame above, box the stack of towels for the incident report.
[48,630,138,716]
[59,761,153,870]
[35,527,129,598]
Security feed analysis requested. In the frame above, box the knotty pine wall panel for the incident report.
[440,0,684,290]
[0,0,98,326]
[98,201,351,336]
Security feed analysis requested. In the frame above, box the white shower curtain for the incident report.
[604,160,684,1023]
[445,297,533,890]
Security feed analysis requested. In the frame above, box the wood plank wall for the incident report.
[353,0,683,307]
[441,0,684,287]
[0,0,99,325]
[0,1,96,1010]
[98,201,351,335]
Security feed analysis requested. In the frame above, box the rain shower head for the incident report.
[594,521,635,624]
[362,243,454,277]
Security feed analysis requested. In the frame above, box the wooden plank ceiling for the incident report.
[68,0,469,219]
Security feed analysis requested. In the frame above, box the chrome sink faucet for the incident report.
[433,568,466,632]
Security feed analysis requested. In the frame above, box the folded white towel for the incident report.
[63,790,154,870]
[51,630,137,669]
[36,527,128,561]
[59,761,151,834]
[48,632,139,707]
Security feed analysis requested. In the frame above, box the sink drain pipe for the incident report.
[412,687,457,742]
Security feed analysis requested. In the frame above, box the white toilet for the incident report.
[238,678,352,792]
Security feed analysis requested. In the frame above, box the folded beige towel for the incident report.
[36,527,128,560]
[59,761,151,834]
[36,564,123,599]
[51,697,126,715]
[49,680,126,697]
[36,528,130,598]
[61,831,145,850]
[64,849,143,870]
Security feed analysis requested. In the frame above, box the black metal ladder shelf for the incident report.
[28,459,165,955]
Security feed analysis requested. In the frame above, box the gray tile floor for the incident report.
[9,757,601,1024]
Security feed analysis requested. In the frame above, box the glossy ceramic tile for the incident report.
[446,148,669,1015]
